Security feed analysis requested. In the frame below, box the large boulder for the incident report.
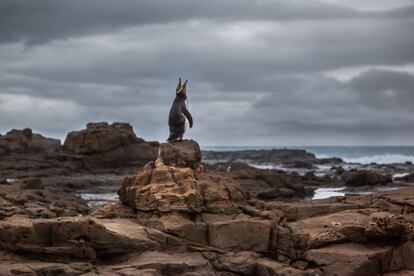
[305,243,394,276]
[0,128,60,155]
[118,140,248,214]
[0,215,163,261]
[64,122,141,154]
[343,170,392,186]
[63,122,158,168]
[208,218,272,252]
[118,140,282,253]
[209,162,310,199]
[158,140,202,169]
[271,209,413,261]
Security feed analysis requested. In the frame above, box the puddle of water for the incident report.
[393,172,410,180]
[79,192,118,208]
[312,186,402,200]
[250,164,277,170]
[312,187,346,200]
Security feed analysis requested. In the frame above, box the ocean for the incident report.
[202,146,414,165]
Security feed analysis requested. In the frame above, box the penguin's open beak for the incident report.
[176,79,188,94]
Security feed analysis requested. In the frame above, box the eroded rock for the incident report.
[343,170,392,186]
[0,215,163,261]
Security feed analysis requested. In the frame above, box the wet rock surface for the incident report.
[208,162,330,200]
[0,123,158,179]
[0,178,89,219]
[343,170,393,186]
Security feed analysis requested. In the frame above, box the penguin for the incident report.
[167,78,193,141]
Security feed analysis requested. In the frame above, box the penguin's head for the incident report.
[176,78,188,97]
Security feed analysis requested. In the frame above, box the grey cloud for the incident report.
[351,70,414,110]
[0,0,364,45]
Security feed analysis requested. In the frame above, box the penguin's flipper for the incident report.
[182,106,193,128]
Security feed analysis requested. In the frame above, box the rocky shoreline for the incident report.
[1,123,414,275]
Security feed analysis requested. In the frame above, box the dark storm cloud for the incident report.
[0,0,413,145]
[2,0,414,45]
[0,0,363,45]
[351,70,414,110]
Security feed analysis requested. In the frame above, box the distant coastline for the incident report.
[203,145,414,164]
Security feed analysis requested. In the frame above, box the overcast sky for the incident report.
[0,0,413,146]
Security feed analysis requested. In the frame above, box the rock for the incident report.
[118,145,248,214]
[0,128,60,154]
[137,212,209,244]
[63,122,158,168]
[158,140,202,169]
[210,162,309,199]
[91,202,136,219]
[271,209,413,260]
[119,163,204,213]
[210,251,305,275]
[0,180,89,219]
[208,218,272,252]
[212,251,260,275]
[0,123,161,179]
[367,188,414,217]
[331,165,346,175]
[64,122,141,154]
[97,251,215,275]
[256,258,305,276]
[258,187,295,200]
[305,243,394,276]
[21,178,43,189]
[203,148,317,165]
[343,170,392,186]
[270,200,360,221]
[283,160,315,169]
[0,215,162,261]
[4,134,414,275]
[0,261,94,276]
[389,241,414,270]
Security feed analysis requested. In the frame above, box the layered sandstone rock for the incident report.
[0,123,159,179]
[0,128,60,155]
[63,122,158,168]
[118,140,280,253]
[0,178,89,219]
[0,215,169,261]
[209,162,321,199]
[158,140,202,169]
[118,140,248,214]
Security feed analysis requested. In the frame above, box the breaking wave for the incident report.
[316,153,414,165]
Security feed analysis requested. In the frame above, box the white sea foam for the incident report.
[312,186,402,200]
[250,164,276,170]
[342,154,414,164]
[315,153,414,165]
[80,192,118,201]
[393,172,410,179]
[312,187,346,200]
